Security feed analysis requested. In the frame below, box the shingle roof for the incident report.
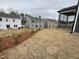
[58,5,77,12]
[0,13,20,19]
[28,15,43,21]
[45,19,57,23]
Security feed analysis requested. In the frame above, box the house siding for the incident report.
[0,17,21,30]
[25,16,44,29]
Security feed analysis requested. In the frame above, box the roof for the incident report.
[0,13,20,19]
[28,15,43,21]
[58,5,77,12]
[45,19,57,23]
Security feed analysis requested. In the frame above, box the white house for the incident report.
[0,12,21,30]
[24,15,45,29]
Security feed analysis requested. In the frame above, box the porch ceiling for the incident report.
[62,11,76,15]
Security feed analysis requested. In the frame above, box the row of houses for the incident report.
[0,12,57,30]
[22,15,57,29]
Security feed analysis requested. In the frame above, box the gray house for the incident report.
[57,1,79,33]
[24,15,44,29]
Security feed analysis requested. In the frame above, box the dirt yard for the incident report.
[0,28,39,52]
[0,28,79,59]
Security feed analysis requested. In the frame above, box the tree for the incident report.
[20,13,24,17]
[25,13,28,16]
[11,11,16,15]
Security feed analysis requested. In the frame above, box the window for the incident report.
[32,20,34,23]
[6,19,8,22]
[13,19,15,22]
[36,25,38,28]
[14,25,17,27]
[0,18,2,21]
[14,25,15,27]
[6,25,10,29]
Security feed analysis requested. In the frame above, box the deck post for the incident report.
[58,13,61,27]
[66,15,69,28]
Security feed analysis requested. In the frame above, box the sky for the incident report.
[0,0,78,19]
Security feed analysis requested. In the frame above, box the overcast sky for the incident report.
[0,0,78,19]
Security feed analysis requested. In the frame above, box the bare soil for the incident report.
[0,29,40,52]
[0,29,79,59]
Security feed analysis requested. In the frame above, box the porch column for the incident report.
[66,15,69,28]
[58,13,61,27]
[72,1,79,33]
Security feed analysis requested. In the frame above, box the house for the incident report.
[24,15,44,29]
[44,19,57,28]
[0,12,21,30]
[57,0,79,33]
[57,5,77,28]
